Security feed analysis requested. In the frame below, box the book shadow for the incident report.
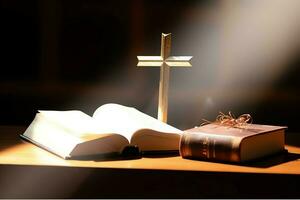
[240,149,300,168]
[71,154,142,162]
[183,149,300,168]
[71,145,142,162]
[71,149,180,161]
[142,150,179,158]
[71,153,180,161]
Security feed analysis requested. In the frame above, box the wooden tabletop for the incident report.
[1,125,300,175]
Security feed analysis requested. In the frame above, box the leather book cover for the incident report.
[180,124,286,162]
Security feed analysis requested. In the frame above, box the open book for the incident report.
[21,103,182,159]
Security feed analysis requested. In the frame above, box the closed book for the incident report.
[180,124,286,162]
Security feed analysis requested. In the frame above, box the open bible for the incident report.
[20,103,182,159]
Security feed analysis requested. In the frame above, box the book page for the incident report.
[23,110,130,158]
[23,113,83,158]
[130,129,182,151]
[38,110,99,137]
[38,110,129,139]
[92,103,182,141]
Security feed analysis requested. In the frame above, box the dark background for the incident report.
[0,0,300,131]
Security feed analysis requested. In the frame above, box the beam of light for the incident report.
[0,143,91,198]
[168,0,300,128]
[38,0,300,130]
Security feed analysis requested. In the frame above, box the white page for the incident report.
[23,111,130,158]
[23,113,83,158]
[92,103,182,141]
[38,110,100,136]
[38,110,129,137]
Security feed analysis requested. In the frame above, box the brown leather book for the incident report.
[180,124,286,162]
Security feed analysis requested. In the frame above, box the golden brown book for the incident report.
[180,124,286,162]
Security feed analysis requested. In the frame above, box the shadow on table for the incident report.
[182,149,300,168]
[71,145,143,161]
[142,150,179,158]
[71,148,180,161]
[71,148,300,167]
[71,154,142,162]
[241,149,300,168]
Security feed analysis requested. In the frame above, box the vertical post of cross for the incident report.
[137,33,192,123]
[158,33,171,123]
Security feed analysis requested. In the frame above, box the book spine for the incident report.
[179,132,241,162]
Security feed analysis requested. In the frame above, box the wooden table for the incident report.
[0,126,300,198]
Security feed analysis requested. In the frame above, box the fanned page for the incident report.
[23,110,129,158]
[93,103,183,151]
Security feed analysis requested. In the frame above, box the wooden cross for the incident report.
[137,33,192,123]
